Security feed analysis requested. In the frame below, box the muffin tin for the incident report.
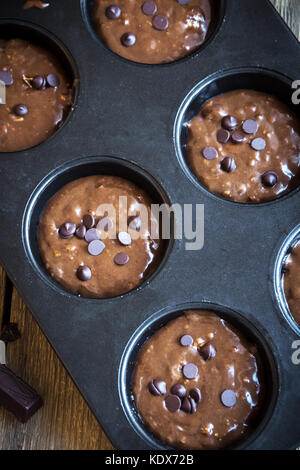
[0,0,300,450]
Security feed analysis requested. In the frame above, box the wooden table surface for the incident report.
[0,0,299,451]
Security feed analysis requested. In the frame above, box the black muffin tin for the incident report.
[0,0,300,450]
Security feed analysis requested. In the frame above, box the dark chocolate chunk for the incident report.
[88,240,105,256]
[114,252,130,265]
[128,216,142,231]
[182,363,198,380]
[216,129,230,144]
[76,265,92,281]
[152,14,168,31]
[221,115,238,131]
[0,364,43,423]
[199,342,216,361]
[142,1,157,15]
[148,379,166,396]
[221,157,236,173]
[0,323,21,343]
[13,104,28,116]
[231,132,246,144]
[32,76,46,90]
[221,389,237,408]
[85,228,100,243]
[82,214,95,229]
[97,216,113,231]
[75,224,86,239]
[46,73,60,88]
[251,137,266,151]
[165,394,181,412]
[180,335,193,347]
[0,71,13,86]
[121,33,136,47]
[170,383,186,399]
[242,119,258,134]
[118,231,132,246]
[181,396,197,414]
[202,146,218,160]
[189,388,202,403]
[105,5,121,19]
[261,171,278,187]
[59,222,76,239]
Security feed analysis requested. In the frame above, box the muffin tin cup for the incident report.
[0,0,300,449]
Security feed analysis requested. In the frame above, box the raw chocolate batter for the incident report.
[133,310,264,450]
[284,241,300,326]
[93,0,213,64]
[187,90,300,202]
[38,175,163,297]
[0,39,73,152]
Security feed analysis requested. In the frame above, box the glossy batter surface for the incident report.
[94,0,213,64]
[133,310,264,449]
[0,39,73,152]
[284,241,300,326]
[38,175,163,297]
[187,90,300,202]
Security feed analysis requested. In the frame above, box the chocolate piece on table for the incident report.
[0,364,43,423]
[165,395,181,412]
[0,323,21,343]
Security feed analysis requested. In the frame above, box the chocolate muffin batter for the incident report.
[283,241,300,326]
[187,90,300,203]
[93,0,213,64]
[38,175,163,297]
[0,39,73,152]
[133,310,264,449]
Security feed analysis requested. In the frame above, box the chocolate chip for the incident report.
[128,216,142,231]
[0,71,13,86]
[105,5,121,19]
[148,379,166,396]
[97,216,113,232]
[199,343,216,361]
[221,115,238,131]
[88,240,105,256]
[32,76,46,90]
[189,388,202,403]
[242,119,258,134]
[46,74,60,88]
[217,129,230,144]
[84,228,100,243]
[114,252,129,265]
[202,146,218,160]
[59,222,76,239]
[221,157,236,173]
[181,396,197,414]
[118,231,132,246]
[261,171,278,187]
[121,33,136,47]
[0,323,21,342]
[82,214,95,229]
[76,265,92,281]
[177,0,191,4]
[75,224,86,239]
[152,14,168,31]
[142,1,157,15]
[182,363,198,380]
[231,132,246,144]
[221,389,237,408]
[251,137,266,151]
[165,395,181,412]
[170,384,186,399]
[13,104,28,116]
[180,335,193,347]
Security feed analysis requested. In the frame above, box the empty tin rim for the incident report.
[22,155,174,300]
[174,66,300,206]
[118,301,280,450]
[0,18,80,154]
[274,224,300,336]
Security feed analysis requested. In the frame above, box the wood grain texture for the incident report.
[0,0,299,450]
